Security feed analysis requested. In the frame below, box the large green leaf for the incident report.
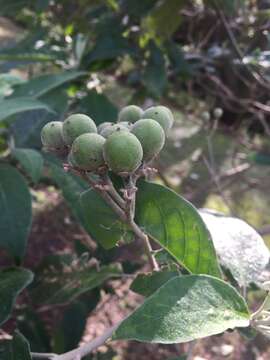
[46,155,89,226]
[12,149,44,184]
[12,88,68,149]
[143,42,167,97]
[143,0,184,39]
[114,275,250,343]
[79,91,118,125]
[80,188,132,248]
[0,164,32,259]
[0,97,53,123]
[0,268,33,326]
[136,181,221,277]
[11,71,86,98]
[31,254,121,305]
[0,331,32,360]
[130,270,179,297]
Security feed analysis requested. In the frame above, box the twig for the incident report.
[102,173,126,209]
[31,353,56,359]
[55,323,119,360]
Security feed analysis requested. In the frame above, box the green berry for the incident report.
[63,113,97,146]
[131,119,165,161]
[213,108,223,119]
[118,105,143,124]
[201,111,210,122]
[100,123,130,138]
[103,131,143,174]
[71,133,105,171]
[142,106,174,134]
[68,152,78,167]
[97,122,113,134]
[41,121,65,149]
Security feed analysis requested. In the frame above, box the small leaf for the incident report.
[0,97,53,123]
[143,42,167,97]
[0,330,32,359]
[79,91,118,126]
[12,149,44,183]
[200,210,270,287]
[11,71,86,98]
[0,164,32,259]
[114,275,250,343]
[0,268,33,326]
[80,188,132,248]
[31,254,121,305]
[136,181,221,277]
[131,271,179,297]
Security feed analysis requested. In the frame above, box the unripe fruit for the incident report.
[71,133,105,171]
[100,123,130,138]
[97,122,113,134]
[213,107,223,119]
[103,131,143,174]
[68,152,78,167]
[63,113,97,146]
[118,105,143,124]
[201,111,210,122]
[131,119,165,161]
[142,106,174,134]
[41,121,65,149]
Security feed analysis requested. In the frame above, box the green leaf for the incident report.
[12,149,44,184]
[0,331,32,360]
[143,0,184,40]
[79,91,118,126]
[136,181,221,277]
[0,74,25,99]
[80,188,131,248]
[131,271,179,297]
[11,71,86,98]
[0,268,33,326]
[114,275,250,343]
[46,155,89,226]
[32,254,122,305]
[0,97,53,123]
[143,41,167,97]
[0,164,32,259]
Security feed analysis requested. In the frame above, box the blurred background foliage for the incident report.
[1,0,270,358]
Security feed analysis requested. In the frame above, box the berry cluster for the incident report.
[41,105,174,176]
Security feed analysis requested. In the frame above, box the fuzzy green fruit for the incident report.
[97,122,113,134]
[41,121,65,149]
[104,131,143,174]
[63,113,97,145]
[68,152,78,167]
[71,133,105,171]
[100,123,130,138]
[201,111,210,122]
[213,107,223,119]
[142,106,174,134]
[118,105,143,124]
[131,119,165,161]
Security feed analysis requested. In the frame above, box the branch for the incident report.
[31,353,56,359]
[55,323,119,360]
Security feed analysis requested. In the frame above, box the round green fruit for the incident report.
[131,119,165,161]
[71,133,105,171]
[62,113,97,146]
[118,105,143,124]
[213,107,223,119]
[41,121,65,149]
[103,131,143,174]
[142,106,174,134]
[100,123,130,138]
[67,152,78,167]
[97,122,113,134]
[201,111,210,122]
